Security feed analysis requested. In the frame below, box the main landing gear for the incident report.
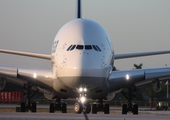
[121,87,138,115]
[49,99,67,113]
[20,84,39,112]
[91,99,110,114]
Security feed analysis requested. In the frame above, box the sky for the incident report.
[0,0,170,70]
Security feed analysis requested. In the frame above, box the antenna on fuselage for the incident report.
[77,0,81,18]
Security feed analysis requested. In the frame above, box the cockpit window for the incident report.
[67,45,73,51]
[92,45,98,51]
[67,45,76,51]
[85,45,92,50]
[96,45,101,51]
[70,45,76,50]
[76,45,84,50]
[67,44,101,52]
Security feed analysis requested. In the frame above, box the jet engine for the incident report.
[37,87,55,100]
[0,78,6,90]
[106,92,115,101]
[153,80,161,92]
[44,92,55,100]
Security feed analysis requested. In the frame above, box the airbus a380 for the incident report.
[1,0,170,114]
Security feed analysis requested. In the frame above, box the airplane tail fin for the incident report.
[77,0,81,18]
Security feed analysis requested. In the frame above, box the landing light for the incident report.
[79,87,87,92]
[84,88,87,92]
[33,73,37,78]
[79,87,83,92]
[80,96,86,103]
[126,74,130,80]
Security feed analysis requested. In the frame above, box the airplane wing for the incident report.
[0,49,51,60]
[0,65,54,93]
[108,67,170,92]
[114,50,170,59]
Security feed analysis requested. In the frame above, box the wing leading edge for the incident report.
[0,65,54,91]
[0,49,51,60]
[114,50,170,59]
[108,67,170,92]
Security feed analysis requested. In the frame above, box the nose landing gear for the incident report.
[73,86,110,114]
[74,102,83,113]
[74,102,91,114]
[74,86,91,114]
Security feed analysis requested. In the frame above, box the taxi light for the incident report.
[80,96,86,103]
[84,88,87,92]
[126,74,130,80]
[33,73,37,78]
[79,87,83,92]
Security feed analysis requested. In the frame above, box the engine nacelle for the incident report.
[0,78,6,90]
[153,81,161,92]
[106,92,115,101]
[44,92,55,100]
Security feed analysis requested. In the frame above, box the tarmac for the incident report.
[0,104,170,120]
[0,112,170,120]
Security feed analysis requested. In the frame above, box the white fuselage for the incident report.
[51,19,114,99]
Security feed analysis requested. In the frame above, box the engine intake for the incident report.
[0,78,6,90]
[153,80,161,92]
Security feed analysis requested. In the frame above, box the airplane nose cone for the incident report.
[56,51,111,89]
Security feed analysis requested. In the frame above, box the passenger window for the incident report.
[67,45,73,51]
[85,45,92,50]
[76,45,84,50]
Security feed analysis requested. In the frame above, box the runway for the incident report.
[0,111,170,120]
[0,105,170,120]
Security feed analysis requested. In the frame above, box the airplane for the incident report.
[1,0,170,114]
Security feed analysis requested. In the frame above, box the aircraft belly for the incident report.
[56,67,109,89]
[56,68,107,78]
[52,77,108,99]
[58,76,106,90]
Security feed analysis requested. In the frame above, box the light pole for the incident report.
[165,64,169,99]
[167,80,169,99]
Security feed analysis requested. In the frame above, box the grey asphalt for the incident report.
[0,104,170,120]
[0,112,170,120]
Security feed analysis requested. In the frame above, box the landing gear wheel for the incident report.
[83,103,91,114]
[92,104,97,114]
[31,102,37,112]
[21,102,26,112]
[49,103,55,113]
[22,84,39,112]
[133,104,138,115]
[74,103,83,114]
[62,103,67,113]
[122,104,127,114]
[104,104,110,114]
[121,87,138,115]
[97,104,103,112]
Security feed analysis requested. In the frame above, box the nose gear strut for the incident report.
[74,86,90,114]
